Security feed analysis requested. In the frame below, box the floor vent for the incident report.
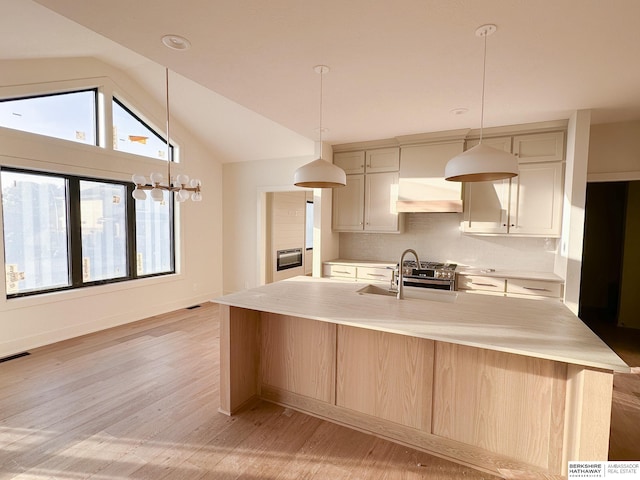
[0,352,30,363]
[186,305,201,310]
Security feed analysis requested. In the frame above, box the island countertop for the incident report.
[213,276,629,373]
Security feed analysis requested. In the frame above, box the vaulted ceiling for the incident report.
[3,1,640,162]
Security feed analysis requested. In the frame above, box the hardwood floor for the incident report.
[1,304,638,480]
[0,304,500,480]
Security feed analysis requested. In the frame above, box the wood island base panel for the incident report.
[214,277,629,477]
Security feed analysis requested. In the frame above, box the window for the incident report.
[1,168,175,298]
[305,201,314,250]
[80,180,127,282]
[1,171,70,295]
[135,192,173,276]
[112,98,173,161]
[0,89,97,145]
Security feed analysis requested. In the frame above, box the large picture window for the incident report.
[1,168,175,298]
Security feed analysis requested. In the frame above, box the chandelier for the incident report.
[132,67,202,202]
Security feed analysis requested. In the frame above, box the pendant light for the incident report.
[445,25,518,182]
[132,67,202,202]
[294,65,346,188]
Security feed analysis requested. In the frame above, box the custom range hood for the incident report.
[395,139,467,213]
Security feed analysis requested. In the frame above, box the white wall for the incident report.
[588,120,640,181]
[222,156,312,293]
[0,58,223,357]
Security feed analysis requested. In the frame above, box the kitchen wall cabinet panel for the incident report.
[364,171,400,231]
[462,162,564,237]
[365,147,400,173]
[333,148,401,232]
[336,325,434,430]
[466,131,564,163]
[513,132,564,163]
[334,148,399,174]
[510,162,564,236]
[332,174,365,231]
[334,151,366,174]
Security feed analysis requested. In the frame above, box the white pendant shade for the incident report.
[294,157,347,188]
[445,143,518,182]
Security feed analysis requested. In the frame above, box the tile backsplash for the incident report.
[339,213,558,271]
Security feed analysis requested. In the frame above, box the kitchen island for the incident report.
[213,276,628,477]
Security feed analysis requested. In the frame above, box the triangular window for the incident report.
[112,97,174,161]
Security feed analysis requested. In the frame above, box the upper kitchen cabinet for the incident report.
[333,147,401,233]
[462,131,565,237]
[334,147,399,175]
[397,141,465,213]
[466,131,564,163]
[513,132,564,163]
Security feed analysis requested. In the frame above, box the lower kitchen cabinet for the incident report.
[323,261,394,286]
[260,313,335,403]
[457,274,564,299]
[336,325,433,430]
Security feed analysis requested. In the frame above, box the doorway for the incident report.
[580,181,640,329]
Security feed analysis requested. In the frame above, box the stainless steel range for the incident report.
[397,260,457,291]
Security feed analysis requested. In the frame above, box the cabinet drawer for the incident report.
[323,264,357,279]
[506,278,562,298]
[357,266,393,283]
[457,275,506,293]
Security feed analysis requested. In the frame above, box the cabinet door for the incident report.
[462,179,510,234]
[336,325,434,430]
[334,151,365,174]
[509,162,564,236]
[366,147,400,173]
[465,136,512,153]
[513,132,564,163]
[332,174,364,231]
[364,171,400,232]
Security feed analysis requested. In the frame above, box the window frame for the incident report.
[1,166,176,299]
[112,96,175,161]
[0,88,99,146]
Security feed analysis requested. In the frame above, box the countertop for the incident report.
[213,276,628,373]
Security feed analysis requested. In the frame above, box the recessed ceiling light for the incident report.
[161,34,191,51]
[450,108,469,115]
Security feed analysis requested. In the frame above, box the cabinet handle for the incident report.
[471,282,498,287]
[366,273,385,277]
[334,270,351,274]
[523,286,551,292]
[511,224,515,227]
[502,224,507,227]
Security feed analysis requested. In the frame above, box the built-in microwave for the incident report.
[276,248,303,271]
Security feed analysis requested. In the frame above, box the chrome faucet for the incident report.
[397,249,420,299]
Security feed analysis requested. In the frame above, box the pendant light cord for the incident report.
[319,67,323,159]
[165,67,171,184]
[479,29,487,144]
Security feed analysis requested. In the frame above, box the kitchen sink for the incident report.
[356,284,458,303]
